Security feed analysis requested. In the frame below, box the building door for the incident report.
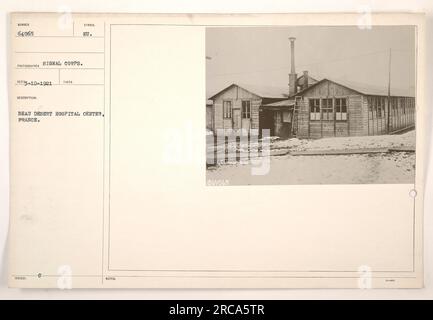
[259,110,274,136]
[241,118,251,130]
[233,109,241,129]
[241,100,251,131]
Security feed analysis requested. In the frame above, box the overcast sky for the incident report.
[206,26,415,97]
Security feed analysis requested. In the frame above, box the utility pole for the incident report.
[387,48,391,133]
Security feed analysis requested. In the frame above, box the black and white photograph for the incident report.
[206,26,416,185]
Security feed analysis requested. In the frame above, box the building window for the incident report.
[368,97,372,119]
[335,98,347,121]
[309,99,320,121]
[241,100,251,119]
[223,100,232,118]
[321,98,333,120]
[282,111,291,123]
[381,97,386,117]
[376,97,382,118]
[392,97,397,111]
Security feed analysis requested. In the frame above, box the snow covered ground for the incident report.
[272,129,416,152]
[206,130,415,185]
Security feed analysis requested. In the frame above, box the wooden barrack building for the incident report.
[206,38,415,139]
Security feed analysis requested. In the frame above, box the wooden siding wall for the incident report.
[297,95,363,138]
[212,85,261,132]
[366,96,415,136]
[297,99,309,138]
[296,80,365,138]
[348,95,366,136]
[206,105,213,130]
[251,99,260,129]
[296,80,415,138]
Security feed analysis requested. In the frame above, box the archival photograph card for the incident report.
[8,13,425,288]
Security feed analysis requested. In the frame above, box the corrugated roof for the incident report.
[296,74,319,86]
[263,99,295,107]
[290,78,415,98]
[209,78,414,102]
[208,83,288,100]
[237,83,289,99]
[331,78,415,97]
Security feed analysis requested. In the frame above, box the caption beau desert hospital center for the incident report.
[206,38,415,139]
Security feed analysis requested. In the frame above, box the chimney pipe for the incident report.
[302,70,309,90]
[289,37,296,74]
[289,37,297,96]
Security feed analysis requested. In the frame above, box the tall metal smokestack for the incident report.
[289,37,297,96]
